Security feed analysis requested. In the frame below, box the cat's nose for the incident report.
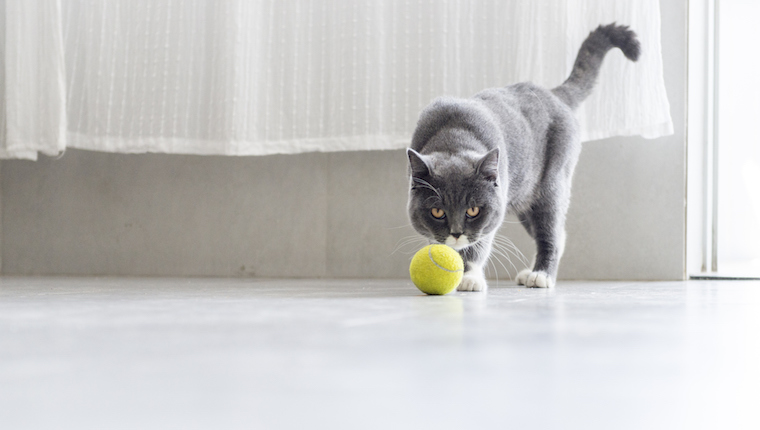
[451,232,462,239]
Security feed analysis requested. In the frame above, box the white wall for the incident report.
[0,0,687,280]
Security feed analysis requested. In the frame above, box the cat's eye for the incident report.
[431,208,446,219]
[466,207,480,218]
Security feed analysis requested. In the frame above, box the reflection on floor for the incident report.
[1,277,759,430]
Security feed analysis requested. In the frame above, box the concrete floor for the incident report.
[1,277,759,430]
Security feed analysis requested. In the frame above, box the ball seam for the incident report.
[428,246,464,273]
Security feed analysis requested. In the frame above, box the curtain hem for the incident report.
[67,132,413,156]
[581,120,675,143]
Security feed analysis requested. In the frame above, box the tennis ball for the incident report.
[409,244,464,295]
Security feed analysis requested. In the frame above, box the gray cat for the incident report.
[406,23,640,291]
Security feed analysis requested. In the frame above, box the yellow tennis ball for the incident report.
[410,244,464,295]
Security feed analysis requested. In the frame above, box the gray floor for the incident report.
[1,277,759,430]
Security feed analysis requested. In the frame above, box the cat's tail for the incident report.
[552,23,640,110]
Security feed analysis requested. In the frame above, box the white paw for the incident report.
[516,269,531,285]
[516,269,554,288]
[457,272,488,292]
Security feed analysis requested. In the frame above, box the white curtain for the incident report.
[1,0,671,160]
[0,0,66,159]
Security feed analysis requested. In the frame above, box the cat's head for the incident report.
[406,147,505,250]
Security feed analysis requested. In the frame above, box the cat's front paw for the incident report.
[516,269,554,288]
[458,272,488,292]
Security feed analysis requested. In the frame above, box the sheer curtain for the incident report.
[1,0,671,160]
[0,0,66,159]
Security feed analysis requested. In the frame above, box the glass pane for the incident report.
[717,0,760,275]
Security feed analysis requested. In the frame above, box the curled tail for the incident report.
[552,23,640,110]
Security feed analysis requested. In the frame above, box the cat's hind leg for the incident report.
[516,198,569,288]
[516,119,579,288]
[515,215,546,287]
[517,267,554,288]
[515,215,538,286]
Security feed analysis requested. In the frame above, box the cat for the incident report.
[406,23,640,291]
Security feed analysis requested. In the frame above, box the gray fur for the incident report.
[553,23,640,109]
[406,23,639,289]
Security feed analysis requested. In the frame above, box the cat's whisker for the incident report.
[488,255,510,281]
[499,219,523,224]
[394,234,421,244]
[490,247,517,278]
[485,241,502,287]
[501,249,520,276]
[492,239,520,265]
[487,256,499,287]
[390,245,426,257]
[493,240,522,263]
[391,235,428,256]
[495,243,528,271]
[493,235,529,266]
[385,223,413,230]
[393,237,426,250]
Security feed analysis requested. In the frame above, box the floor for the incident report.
[1,277,759,430]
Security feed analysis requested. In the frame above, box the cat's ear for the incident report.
[407,148,431,178]
[475,148,500,183]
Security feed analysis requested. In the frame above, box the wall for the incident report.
[0,161,2,273]
[0,0,687,280]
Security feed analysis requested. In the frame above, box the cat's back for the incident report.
[410,81,576,158]
[473,82,574,140]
